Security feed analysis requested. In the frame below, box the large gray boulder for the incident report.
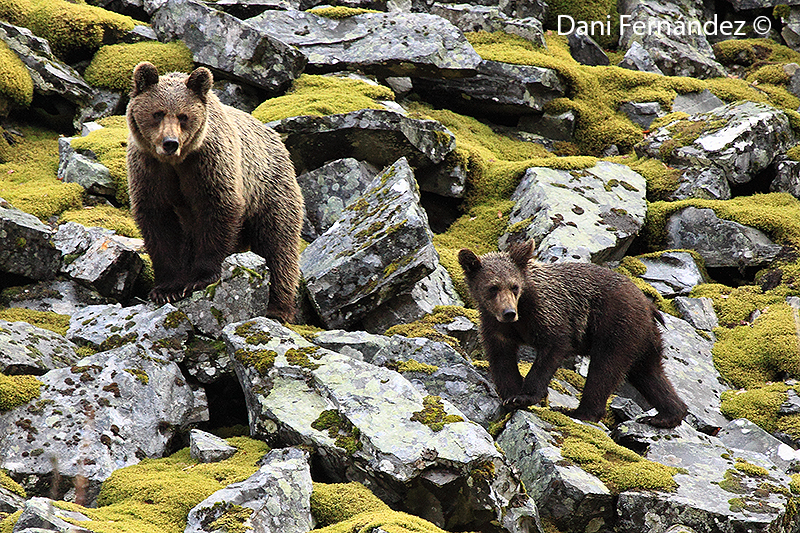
[151,0,305,94]
[430,3,546,47]
[185,447,313,533]
[225,317,542,533]
[0,344,208,501]
[300,158,439,329]
[636,101,795,199]
[0,278,110,315]
[499,161,647,263]
[637,251,705,297]
[0,320,80,375]
[665,207,784,268]
[0,199,60,281]
[268,109,456,176]
[248,9,482,78]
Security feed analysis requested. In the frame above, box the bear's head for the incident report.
[458,241,534,323]
[126,62,213,164]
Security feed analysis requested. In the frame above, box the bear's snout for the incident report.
[162,138,179,155]
[500,308,518,323]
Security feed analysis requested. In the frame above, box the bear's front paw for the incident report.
[150,286,190,305]
[186,274,221,295]
[502,395,540,411]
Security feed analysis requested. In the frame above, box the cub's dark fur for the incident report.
[459,241,688,428]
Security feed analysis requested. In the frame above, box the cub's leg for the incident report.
[482,330,525,407]
[627,344,688,428]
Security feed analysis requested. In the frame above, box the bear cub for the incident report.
[126,62,304,322]
[459,241,688,428]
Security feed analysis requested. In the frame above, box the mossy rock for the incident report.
[0,373,41,412]
[384,305,479,351]
[0,307,70,336]
[0,470,25,498]
[0,0,139,62]
[713,38,800,68]
[310,482,390,527]
[69,114,130,206]
[252,74,395,123]
[310,509,455,533]
[84,41,194,93]
[59,205,141,239]
[0,40,33,108]
[543,0,619,49]
[305,6,380,18]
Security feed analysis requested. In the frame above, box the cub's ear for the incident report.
[131,62,159,96]
[186,67,213,99]
[508,240,534,270]
[458,249,482,275]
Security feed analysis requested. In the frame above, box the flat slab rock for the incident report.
[247,9,482,78]
[224,317,540,533]
[0,320,80,375]
[499,161,647,263]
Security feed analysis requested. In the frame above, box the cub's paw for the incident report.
[502,395,539,411]
[553,406,603,423]
[637,413,684,429]
[150,286,186,305]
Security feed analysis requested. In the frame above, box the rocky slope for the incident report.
[4,0,800,532]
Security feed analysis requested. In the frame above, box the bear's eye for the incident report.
[177,113,189,125]
[488,286,500,297]
[152,111,165,121]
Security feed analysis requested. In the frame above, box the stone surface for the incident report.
[269,109,455,176]
[248,9,482,78]
[499,161,647,264]
[718,418,797,472]
[518,110,576,141]
[618,41,664,75]
[430,3,545,47]
[0,320,79,375]
[770,156,800,199]
[58,152,115,199]
[151,0,306,94]
[665,207,784,268]
[567,32,610,66]
[189,429,238,463]
[0,200,60,281]
[637,251,705,297]
[0,279,111,316]
[619,101,663,129]
[300,158,439,329]
[671,89,724,115]
[225,317,540,533]
[185,447,313,533]
[13,497,92,533]
[673,296,718,331]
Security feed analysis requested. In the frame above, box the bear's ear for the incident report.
[458,249,482,276]
[508,240,534,270]
[131,62,159,96]
[186,67,213,99]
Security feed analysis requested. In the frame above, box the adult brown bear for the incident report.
[459,241,687,428]
[126,62,303,322]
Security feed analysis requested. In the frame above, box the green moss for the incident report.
[0,510,22,533]
[59,205,141,238]
[311,410,362,454]
[0,470,24,498]
[84,41,193,93]
[410,395,464,432]
[791,474,800,494]
[306,6,380,18]
[310,482,390,528]
[234,348,278,376]
[235,321,272,346]
[734,458,769,477]
[543,0,619,49]
[388,359,440,374]
[0,373,42,412]
[252,74,395,123]
[535,408,679,493]
[285,346,322,370]
[713,38,800,68]
[164,310,188,329]
[787,145,800,162]
[0,0,138,63]
[69,115,132,206]
[285,324,325,342]
[124,368,149,385]
[385,305,478,351]
[208,504,253,533]
[0,308,70,336]
[52,437,269,533]
[0,124,84,220]
[720,383,788,433]
[309,510,452,533]
[0,40,33,107]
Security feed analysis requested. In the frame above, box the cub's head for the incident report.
[126,62,213,163]
[458,241,534,324]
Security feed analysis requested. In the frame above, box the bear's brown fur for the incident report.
[126,62,303,322]
[458,241,688,428]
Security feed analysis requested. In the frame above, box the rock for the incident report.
[176,252,271,338]
[297,158,378,241]
[185,447,313,533]
[0,199,60,281]
[300,158,439,329]
[429,3,545,47]
[636,101,795,196]
[673,296,718,331]
[618,0,726,79]
[58,152,115,199]
[74,88,127,128]
[612,418,709,451]
[0,484,25,514]
[13,497,93,533]
[247,9,482,78]
[151,0,306,94]
[0,344,208,501]
[225,318,541,533]
[0,279,111,316]
[361,264,464,334]
[718,418,797,472]
[414,59,564,118]
[770,156,800,199]
[671,89,724,115]
[66,303,192,359]
[497,410,614,533]
[55,224,144,301]
[637,251,705,297]
[0,320,80,375]
[212,79,266,114]
[212,0,294,19]
[183,337,233,384]
[268,109,455,176]
[618,101,663,129]
[665,207,784,269]
[0,21,95,130]
[618,41,664,75]
[618,439,796,533]
[517,110,576,141]
[779,389,800,416]
[499,161,647,264]
[189,429,238,463]
[567,32,610,66]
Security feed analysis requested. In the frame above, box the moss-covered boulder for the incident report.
[0,198,61,281]
[0,319,80,375]
[84,40,193,93]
